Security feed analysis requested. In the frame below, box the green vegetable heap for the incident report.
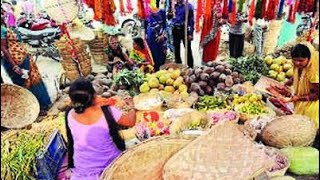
[238,104,267,115]
[229,56,269,84]
[1,131,45,180]
[196,95,229,111]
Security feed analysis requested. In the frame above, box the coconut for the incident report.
[261,115,317,148]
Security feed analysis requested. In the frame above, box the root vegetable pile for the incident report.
[183,62,245,96]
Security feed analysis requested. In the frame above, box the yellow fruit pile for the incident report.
[265,56,294,82]
[139,68,188,95]
[232,93,264,105]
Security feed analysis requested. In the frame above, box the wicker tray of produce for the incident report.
[100,135,196,180]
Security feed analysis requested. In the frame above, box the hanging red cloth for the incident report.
[83,0,94,8]
[195,0,203,33]
[201,0,221,62]
[229,0,236,25]
[261,0,267,18]
[127,0,133,13]
[248,0,255,25]
[119,0,126,15]
[266,0,279,20]
[137,0,147,19]
[298,0,314,12]
[222,0,228,19]
[103,0,117,26]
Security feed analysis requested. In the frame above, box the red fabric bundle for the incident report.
[229,0,236,25]
[127,0,133,13]
[298,0,314,12]
[195,0,203,32]
[266,0,279,20]
[248,0,255,25]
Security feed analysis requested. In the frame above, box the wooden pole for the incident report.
[184,0,189,66]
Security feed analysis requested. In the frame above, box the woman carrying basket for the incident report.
[1,13,51,116]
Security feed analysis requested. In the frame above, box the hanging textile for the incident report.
[127,0,133,13]
[222,0,228,19]
[261,0,267,18]
[119,0,126,15]
[298,0,314,13]
[103,0,117,25]
[255,0,263,18]
[195,0,203,32]
[266,0,279,20]
[277,0,286,18]
[83,0,117,26]
[137,0,147,19]
[238,0,246,12]
[201,1,221,62]
[248,0,256,25]
[228,0,233,12]
[229,0,237,25]
[145,0,151,17]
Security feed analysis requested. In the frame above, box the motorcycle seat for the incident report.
[16,27,60,39]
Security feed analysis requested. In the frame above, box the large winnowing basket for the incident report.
[1,84,40,129]
[100,135,196,180]
[163,123,275,180]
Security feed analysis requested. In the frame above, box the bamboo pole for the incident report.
[184,0,189,66]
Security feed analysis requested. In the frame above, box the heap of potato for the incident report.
[265,56,294,82]
[183,62,245,96]
[139,68,188,95]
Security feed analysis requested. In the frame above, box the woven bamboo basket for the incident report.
[163,123,274,180]
[133,93,163,111]
[92,54,108,65]
[43,0,79,24]
[1,84,40,129]
[100,135,196,180]
[57,38,92,81]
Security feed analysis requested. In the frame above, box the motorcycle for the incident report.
[121,13,144,38]
[16,13,61,62]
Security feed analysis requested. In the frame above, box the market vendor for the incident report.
[65,77,136,179]
[105,35,133,74]
[129,37,154,73]
[284,43,319,129]
[1,13,51,116]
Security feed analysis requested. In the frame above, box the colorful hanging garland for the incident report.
[137,0,147,19]
[255,0,263,19]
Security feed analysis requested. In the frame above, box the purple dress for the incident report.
[68,107,122,180]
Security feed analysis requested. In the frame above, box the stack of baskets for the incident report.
[89,30,108,65]
[263,20,284,55]
[56,36,92,81]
